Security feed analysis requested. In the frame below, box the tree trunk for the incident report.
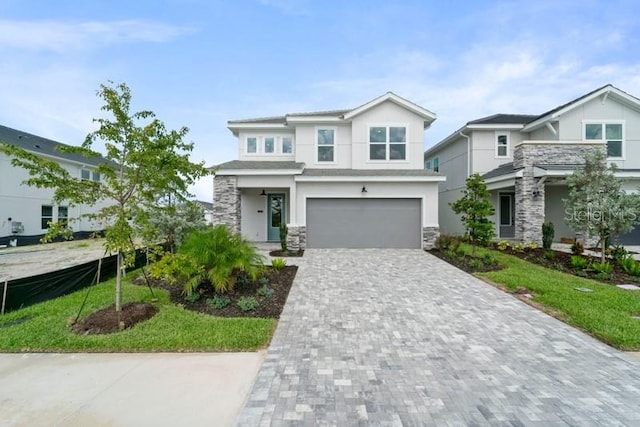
[116,251,123,329]
[601,237,607,264]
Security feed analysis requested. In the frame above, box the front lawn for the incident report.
[468,247,640,350]
[0,276,275,352]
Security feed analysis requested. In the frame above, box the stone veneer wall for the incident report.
[422,226,439,250]
[512,142,605,244]
[286,226,306,251]
[212,175,241,234]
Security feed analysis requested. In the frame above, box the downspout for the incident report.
[459,131,471,177]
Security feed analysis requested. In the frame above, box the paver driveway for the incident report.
[238,249,640,426]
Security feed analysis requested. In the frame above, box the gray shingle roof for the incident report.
[482,162,522,180]
[468,114,539,125]
[214,160,305,170]
[534,164,583,171]
[0,124,105,166]
[302,169,439,177]
[227,116,286,124]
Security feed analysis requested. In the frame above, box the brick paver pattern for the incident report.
[238,249,640,426]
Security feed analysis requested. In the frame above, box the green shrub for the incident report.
[483,253,498,266]
[185,292,200,303]
[542,222,554,250]
[594,272,612,281]
[570,255,589,270]
[279,223,288,252]
[571,241,584,255]
[512,242,525,253]
[257,285,274,298]
[525,242,539,250]
[444,249,456,259]
[237,296,259,312]
[436,234,460,250]
[469,259,483,269]
[552,263,565,272]
[148,252,203,288]
[544,250,555,261]
[619,255,640,277]
[207,295,230,309]
[611,245,629,263]
[592,261,613,274]
[235,272,252,288]
[179,225,264,295]
[271,258,287,270]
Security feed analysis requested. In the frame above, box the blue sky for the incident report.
[2,0,640,200]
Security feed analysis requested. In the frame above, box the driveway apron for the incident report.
[238,249,640,426]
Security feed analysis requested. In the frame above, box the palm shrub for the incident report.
[570,255,589,270]
[619,255,640,277]
[542,222,554,250]
[179,225,264,295]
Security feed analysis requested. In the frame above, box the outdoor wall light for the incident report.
[361,186,367,193]
[260,189,267,196]
[532,190,540,198]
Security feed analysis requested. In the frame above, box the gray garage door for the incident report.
[306,198,422,249]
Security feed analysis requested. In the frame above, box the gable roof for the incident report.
[228,92,436,135]
[467,114,539,125]
[522,84,640,132]
[0,124,105,167]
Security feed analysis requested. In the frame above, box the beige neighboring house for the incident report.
[425,84,640,245]
[196,200,214,225]
[212,92,445,250]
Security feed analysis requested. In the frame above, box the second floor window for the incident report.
[264,137,275,153]
[317,128,335,162]
[369,126,406,161]
[81,169,100,182]
[585,122,623,158]
[496,133,509,157]
[247,137,257,154]
[282,136,293,154]
[433,157,439,173]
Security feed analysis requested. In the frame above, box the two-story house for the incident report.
[0,124,107,246]
[212,92,445,250]
[424,84,640,245]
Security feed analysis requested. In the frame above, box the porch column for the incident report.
[514,174,544,244]
[213,175,241,234]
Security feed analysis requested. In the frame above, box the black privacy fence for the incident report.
[1,250,147,314]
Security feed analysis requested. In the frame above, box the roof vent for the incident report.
[34,144,41,149]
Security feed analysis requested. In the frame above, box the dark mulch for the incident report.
[497,247,639,285]
[72,302,158,336]
[141,266,298,319]
[269,249,304,257]
[430,249,504,274]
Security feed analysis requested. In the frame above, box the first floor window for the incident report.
[585,122,623,158]
[264,137,275,153]
[282,136,293,154]
[247,137,257,153]
[41,205,53,229]
[369,126,406,161]
[317,128,335,162]
[496,133,508,157]
[81,169,90,180]
[58,206,68,227]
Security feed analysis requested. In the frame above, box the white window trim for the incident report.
[433,157,440,173]
[246,136,258,154]
[315,126,337,164]
[495,131,510,158]
[582,120,625,160]
[366,124,409,162]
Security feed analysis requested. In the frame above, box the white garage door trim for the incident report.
[306,198,422,249]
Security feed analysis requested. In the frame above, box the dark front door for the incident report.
[267,193,285,241]
[499,193,515,238]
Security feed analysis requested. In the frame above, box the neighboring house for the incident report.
[212,92,445,250]
[0,125,107,246]
[196,200,214,224]
[424,84,640,245]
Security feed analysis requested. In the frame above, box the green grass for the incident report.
[472,246,640,350]
[0,276,275,352]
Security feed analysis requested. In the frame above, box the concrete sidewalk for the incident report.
[0,352,264,427]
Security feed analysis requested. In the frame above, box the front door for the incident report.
[499,193,515,238]
[267,193,285,241]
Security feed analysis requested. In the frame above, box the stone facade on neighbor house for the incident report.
[212,92,445,250]
[425,84,640,245]
[213,175,241,234]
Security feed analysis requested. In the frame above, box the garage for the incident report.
[306,198,422,249]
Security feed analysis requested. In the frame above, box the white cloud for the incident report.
[258,0,310,15]
[0,19,195,52]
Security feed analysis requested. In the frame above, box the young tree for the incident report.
[0,82,208,324]
[450,173,495,253]
[564,150,640,262]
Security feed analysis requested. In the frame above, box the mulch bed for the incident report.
[269,249,304,257]
[430,249,504,274]
[72,302,158,335]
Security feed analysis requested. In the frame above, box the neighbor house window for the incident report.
[282,136,293,154]
[496,132,509,157]
[58,206,68,227]
[368,126,406,161]
[425,160,431,170]
[247,137,257,154]
[264,137,275,154]
[433,157,439,173]
[92,171,100,182]
[41,205,53,229]
[585,122,624,158]
[317,128,335,162]
[81,169,90,181]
